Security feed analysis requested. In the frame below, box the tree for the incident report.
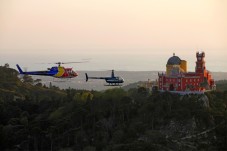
[34,79,42,87]
[4,63,9,68]
[22,75,34,84]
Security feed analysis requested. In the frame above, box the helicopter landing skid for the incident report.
[104,84,122,86]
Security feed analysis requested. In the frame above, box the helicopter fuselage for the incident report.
[16,64,78,78]
[105,77,124,84]
[85,70,124,86]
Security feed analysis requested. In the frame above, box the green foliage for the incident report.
[216,80,227,91]
[0,66,227,150]
[22,74,34,84]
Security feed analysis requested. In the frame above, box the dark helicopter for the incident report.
[85,70,124,86]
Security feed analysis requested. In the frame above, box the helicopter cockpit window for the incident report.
[69,70,73,75]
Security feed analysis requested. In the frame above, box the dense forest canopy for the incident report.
[0,65,227,151]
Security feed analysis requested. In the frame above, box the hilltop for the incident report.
[0,65,66,101]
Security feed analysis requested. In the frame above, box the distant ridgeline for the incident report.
[0,65,227,150]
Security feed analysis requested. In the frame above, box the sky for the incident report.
[0,0,227,71]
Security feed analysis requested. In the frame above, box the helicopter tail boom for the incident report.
[85,73,107,82]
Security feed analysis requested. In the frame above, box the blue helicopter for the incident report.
[85,70,124,86]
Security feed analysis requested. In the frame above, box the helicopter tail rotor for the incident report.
[85,73,89,82]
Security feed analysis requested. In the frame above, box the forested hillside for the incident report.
[0,65,227,151]
[216,80,227,91]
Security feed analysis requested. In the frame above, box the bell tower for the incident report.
[195,51,206,73]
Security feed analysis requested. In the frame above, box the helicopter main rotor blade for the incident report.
[61,61,89,64]
[36,61,89,66]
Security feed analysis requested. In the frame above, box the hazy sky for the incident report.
[0,0,227,71]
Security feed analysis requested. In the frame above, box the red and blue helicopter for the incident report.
[16,62,82,79]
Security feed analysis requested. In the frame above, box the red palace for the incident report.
[158,52,215,92]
